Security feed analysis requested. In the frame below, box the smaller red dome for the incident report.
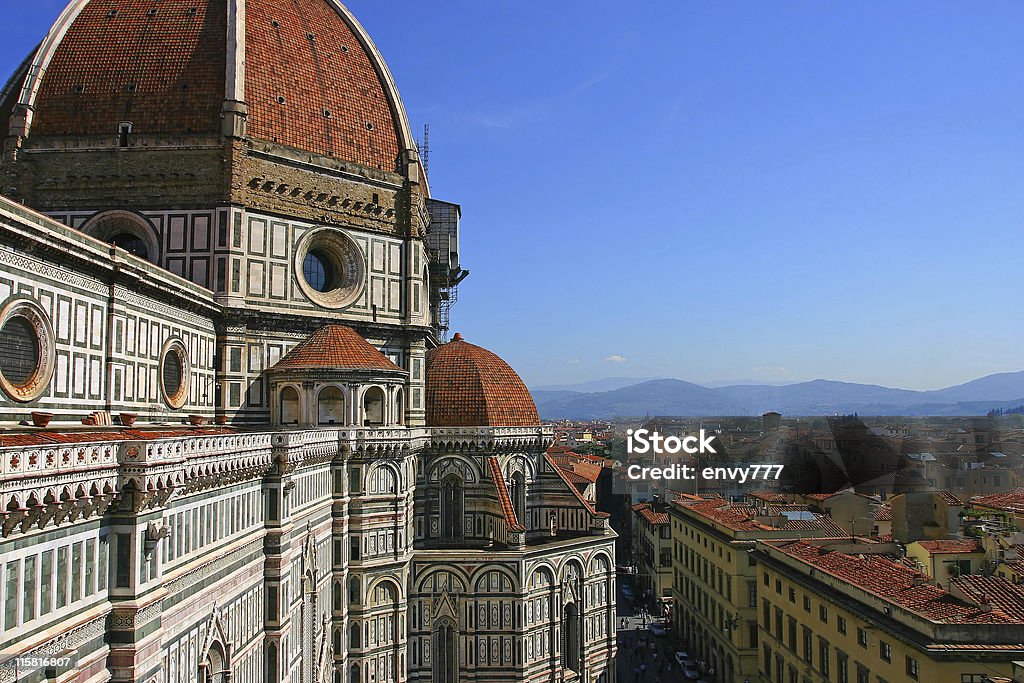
[426,334,539,428]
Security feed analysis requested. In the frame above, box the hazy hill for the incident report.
[529,372,1024,419]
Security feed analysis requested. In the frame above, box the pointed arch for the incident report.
[431,616,458,683]
[440,473,464,542]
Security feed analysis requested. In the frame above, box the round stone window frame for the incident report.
[160,338,191,409]
[294,228,366,309]
[0,297,56,403]
[81,210,161,264]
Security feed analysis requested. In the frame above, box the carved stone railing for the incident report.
[429,425,553,453]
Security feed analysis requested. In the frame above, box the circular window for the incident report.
[294,228,366,309]
[0,298,55,403]
[160,340,190,409]
[303,250,334,292]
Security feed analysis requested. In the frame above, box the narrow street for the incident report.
[614,575,686,682]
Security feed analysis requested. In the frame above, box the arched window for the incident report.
[317,386,345,425]
[82,210,160,265]
[563,602,580,672]
[509,472,526,524]
[280,386,300,424]
[349,577,360,606]
[350,664,360,683]
[199,642,228,683]
[432,618,458,683]
[266,643,277,682]
[349,622,361,649]
[440,475,464,542]
[362,386,385,426]
[394,387,405,425]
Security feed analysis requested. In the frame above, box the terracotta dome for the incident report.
[271,324,402,372]
[1,0,414,171]
[425,333,540,428]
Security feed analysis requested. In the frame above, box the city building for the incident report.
[629,501,672,611]
[0,1,616,682]
[668,497,846,683]
[904,540,985,580]
[754,538,1024,683]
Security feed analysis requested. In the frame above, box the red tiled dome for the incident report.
[426,333,539,428]
[272,324,402,372]
[6,0,409,171]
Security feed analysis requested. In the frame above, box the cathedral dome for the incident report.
[2,0,414,171]
[425,333,540,428]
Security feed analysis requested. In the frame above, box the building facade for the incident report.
[0,2,616,682]
[754,539,1024,683]
[629,502,672,610]
[668,496,847,683]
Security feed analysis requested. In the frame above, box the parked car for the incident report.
[675,651,691,667]
[682,663,700,680]
[647,622,667,636]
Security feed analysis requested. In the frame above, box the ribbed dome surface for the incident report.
[425,334,540,428]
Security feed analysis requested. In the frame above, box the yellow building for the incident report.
[632,502,673,606]
[905,540,985,580]
[668,497,847,682]
[754,538,1024,683]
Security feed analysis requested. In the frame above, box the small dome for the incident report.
[272,324,402,372]
[426,333,539,428]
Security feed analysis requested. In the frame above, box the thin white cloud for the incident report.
[568,358,581,365]
[605,354,627,363]
[752,366,791,378]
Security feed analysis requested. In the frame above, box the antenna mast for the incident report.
[422,123,430,179]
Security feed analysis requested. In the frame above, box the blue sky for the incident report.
[4,2,1023,390]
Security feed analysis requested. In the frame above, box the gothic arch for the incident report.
[431,615,458,683]
[503,452,537,481]
[439,473,464,542]
[427,454,480,484]
[197,607,232,683]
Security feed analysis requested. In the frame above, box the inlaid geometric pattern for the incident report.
[425,333,539,428]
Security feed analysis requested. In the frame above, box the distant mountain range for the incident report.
[529,371,1024,419]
